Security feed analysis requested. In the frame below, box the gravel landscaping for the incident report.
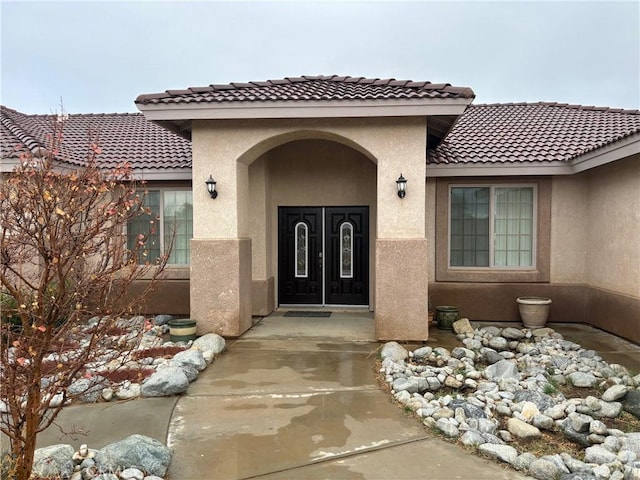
[31,314,225,407]
[19,316,640,479]
[5,314,225,480]
[380,320,640,480]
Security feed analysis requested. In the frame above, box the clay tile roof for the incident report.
[429,102,640,165]
[1,105,191,171]
[135,75,475,106]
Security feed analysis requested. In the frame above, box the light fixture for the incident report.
[205,175,218,199]
[396,174,407,199]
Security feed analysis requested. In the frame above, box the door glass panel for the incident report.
[340,222,353,278]
[295,222,308,278]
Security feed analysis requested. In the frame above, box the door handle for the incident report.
[318,251,323,268]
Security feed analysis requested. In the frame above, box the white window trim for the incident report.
[447,183,538,271]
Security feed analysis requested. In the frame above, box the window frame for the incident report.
[447,183,538,270]
[128,187,193,267]
[435,178,551,283]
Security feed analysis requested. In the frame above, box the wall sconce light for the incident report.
[205,175,218,199]
[396,173,407,199]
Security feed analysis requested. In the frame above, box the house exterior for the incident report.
[0,106,193,315]
[2,75,639,344]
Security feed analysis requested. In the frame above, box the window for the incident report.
[127,189,192,265]
[449,185,535,269]
[294,222,308,278]
[340,222,353,278]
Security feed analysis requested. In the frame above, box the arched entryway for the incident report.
[188,116,430,340]
[247,137,377,310]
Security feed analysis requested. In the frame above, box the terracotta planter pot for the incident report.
[516,297,552,328]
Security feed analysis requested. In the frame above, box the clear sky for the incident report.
[1,0,638,114]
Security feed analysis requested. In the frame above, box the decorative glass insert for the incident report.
[340,222,353,278]
[295,222,308,278]
[449,185,534,268]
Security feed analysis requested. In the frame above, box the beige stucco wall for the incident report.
[427,158,639,342]
[426,177,437,282]
[552,154,640,298]
[248,157,270,280]
[192,117,426,240]
[585,154,640,297]
[191,116,430,338]
[550,175,588,284]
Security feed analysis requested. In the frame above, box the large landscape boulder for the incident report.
[32,444,75,479]
[622,389,640,419]
[141,366,189,397]
[68,375,108,403]
[94,434,172,477]
[172,349,207,371]
[485,359,520,382]
[191,333,225,362]
[380,342,408,362]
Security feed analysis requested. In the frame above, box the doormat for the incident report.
[284,311,332,317]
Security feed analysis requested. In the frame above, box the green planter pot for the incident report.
[169,318,197,343]
[435,306,459,330]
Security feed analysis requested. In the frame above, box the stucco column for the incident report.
[248,157,275,315]
[374,120,429,340]
[190,124,253,337]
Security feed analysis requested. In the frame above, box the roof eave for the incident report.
[131,168,192,181]
[570,133,640,173]
[2,158,192,181]
[427,162,574,177]
[1,158,21,173]
[136,98,472,123]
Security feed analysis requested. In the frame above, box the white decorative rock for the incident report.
[192,333,226,358]
[478,444,518,465]
[602,385,629,402]
[380,342,408,362]
[120,467,145,480]
[485,359,520,382]
[520,401,540,421]
[452,318,474,334]
[508,417,542,439]
[116,383,141,400]
[585,445,617,464]
[568,372,597,388]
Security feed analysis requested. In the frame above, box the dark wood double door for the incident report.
[278,207,369,306]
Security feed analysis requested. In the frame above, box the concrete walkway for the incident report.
[34,312,640,479]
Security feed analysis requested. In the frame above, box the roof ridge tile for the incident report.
[189,86,214,93]
[135,75,476,105]
[211,84,236,90]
